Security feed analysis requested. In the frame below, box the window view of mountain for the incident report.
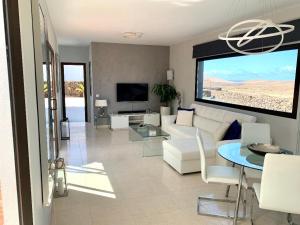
[197,49,298,113]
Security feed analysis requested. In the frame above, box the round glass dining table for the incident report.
[217,143,292,225]
[218,142,264,171]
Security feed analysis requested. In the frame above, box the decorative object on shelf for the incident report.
[152,84,178,116]
[95,99,108,117]
[148,127,157,137]
[60,118,70,140]
[247,143,281,156]
[57,178,65,196]
[218,0,295,55]
[53,158,68,198]
[55,158,64,168]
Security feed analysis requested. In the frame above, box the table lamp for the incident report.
[95,99,108,116]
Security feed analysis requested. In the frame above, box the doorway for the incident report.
[61,63,87,122]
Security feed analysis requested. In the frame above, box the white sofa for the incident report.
[162,103,256,174]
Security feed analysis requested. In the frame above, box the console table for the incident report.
[110,112,160,129]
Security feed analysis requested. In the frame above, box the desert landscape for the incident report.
[203,78,295,113]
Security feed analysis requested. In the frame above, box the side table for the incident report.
[95,115,110,129]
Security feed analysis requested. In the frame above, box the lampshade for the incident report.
[167,70,174,80]
[95,99,108,107]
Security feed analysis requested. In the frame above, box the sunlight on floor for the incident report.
[66,162,116,199]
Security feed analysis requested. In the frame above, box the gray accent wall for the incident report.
[91,42,169,116]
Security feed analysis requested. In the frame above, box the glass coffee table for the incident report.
[129,124,170,157]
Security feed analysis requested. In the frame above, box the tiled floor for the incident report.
[0,188,3,225]
[51,123,299,225]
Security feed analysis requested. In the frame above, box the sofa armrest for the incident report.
[161,115,177,129]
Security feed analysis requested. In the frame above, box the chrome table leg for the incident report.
[233,166,244,225]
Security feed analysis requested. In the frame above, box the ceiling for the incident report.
[46,0,300,46]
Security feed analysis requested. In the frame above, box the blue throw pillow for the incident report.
[222,120,241,140]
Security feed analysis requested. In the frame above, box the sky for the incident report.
[63,65,84,81]
[43,64,84,81]
[204,49,298,81]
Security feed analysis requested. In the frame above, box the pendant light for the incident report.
[218,1,295,55]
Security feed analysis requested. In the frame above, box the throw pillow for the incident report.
[175,107,194,123]
[177,107,195,112]
[176,110,194,127]
[222,120,241,140]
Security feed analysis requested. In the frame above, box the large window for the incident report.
[195,45,300,118]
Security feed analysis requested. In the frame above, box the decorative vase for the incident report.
[57,178,65,196]
[160,106,171,116]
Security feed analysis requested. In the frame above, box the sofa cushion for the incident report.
[167,124,197,138]
[193,115,221,133]
[176,110,194,126]
[163,130,216,161]
[190,103,256,124]
[193,115,230,141]
[215,122,230,141]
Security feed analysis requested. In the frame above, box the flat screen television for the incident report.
[117,83,149,102]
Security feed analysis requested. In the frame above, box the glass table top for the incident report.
[129,124,170,141]
[218,143,293,171]
[218,143,265,171]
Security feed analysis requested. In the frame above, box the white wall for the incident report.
[170,6,300,153]
[0,1,20,224]
[59,45,91,122]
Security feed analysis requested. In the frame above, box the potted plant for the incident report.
[152,84,178,115]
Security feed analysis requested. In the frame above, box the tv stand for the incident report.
[110,112,160,129]
[118,110,146,114]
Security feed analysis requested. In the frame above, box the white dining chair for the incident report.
[196,129,247,218]
[241,123,271,146]
[241,123,271,182]
[251,153,300,225]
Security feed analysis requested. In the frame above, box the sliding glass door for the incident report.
[61,63,87,122]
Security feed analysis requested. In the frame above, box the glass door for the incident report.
[48,45,59,158]
[39,5,58,205]
[61,63,87,122]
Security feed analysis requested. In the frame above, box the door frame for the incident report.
[61,62,88,122]
[47,42,59,158]
[3,0,34,224]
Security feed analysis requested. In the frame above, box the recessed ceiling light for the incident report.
[122,32,144,39]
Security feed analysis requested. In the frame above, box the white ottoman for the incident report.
[163,138,215,174]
